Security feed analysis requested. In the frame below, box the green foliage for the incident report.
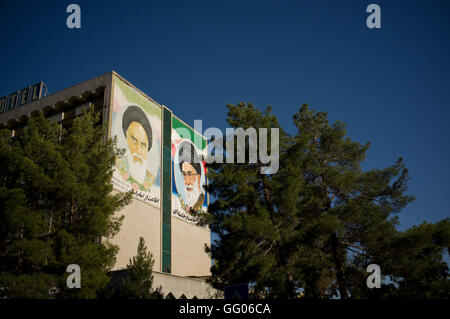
[118,237,158,299]
[205,102,449,299]
[0,109,131,298]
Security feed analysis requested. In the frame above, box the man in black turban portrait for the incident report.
[178,141,205,213]
[116,105,155,190]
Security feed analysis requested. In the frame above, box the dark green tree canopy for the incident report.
[0,109,131,298]
[204,102,449,299]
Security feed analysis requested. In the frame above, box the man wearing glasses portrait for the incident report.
[178,141,205,213]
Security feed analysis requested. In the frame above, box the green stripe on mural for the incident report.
[162,107,172,273]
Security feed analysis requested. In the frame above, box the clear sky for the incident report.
[1,0,449,231]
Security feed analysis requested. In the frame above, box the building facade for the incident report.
[0,71,215,298]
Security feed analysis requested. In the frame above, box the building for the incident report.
[0,71,217,299]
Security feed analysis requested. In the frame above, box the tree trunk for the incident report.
[331,233,347,299]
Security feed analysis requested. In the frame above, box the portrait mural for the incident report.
[110,76,161,208]
[172,116,208,223]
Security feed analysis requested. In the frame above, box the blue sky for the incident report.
[1,0,449,231]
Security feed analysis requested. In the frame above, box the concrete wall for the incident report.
[172,218,211,277]
[109,72,212,278]
[109,194,212,278]
[109,194,162,272]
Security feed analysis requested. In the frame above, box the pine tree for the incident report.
[349,218,450,299]
[204,102,449,299]
[0,109,131,298]
[119,237,157,299]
